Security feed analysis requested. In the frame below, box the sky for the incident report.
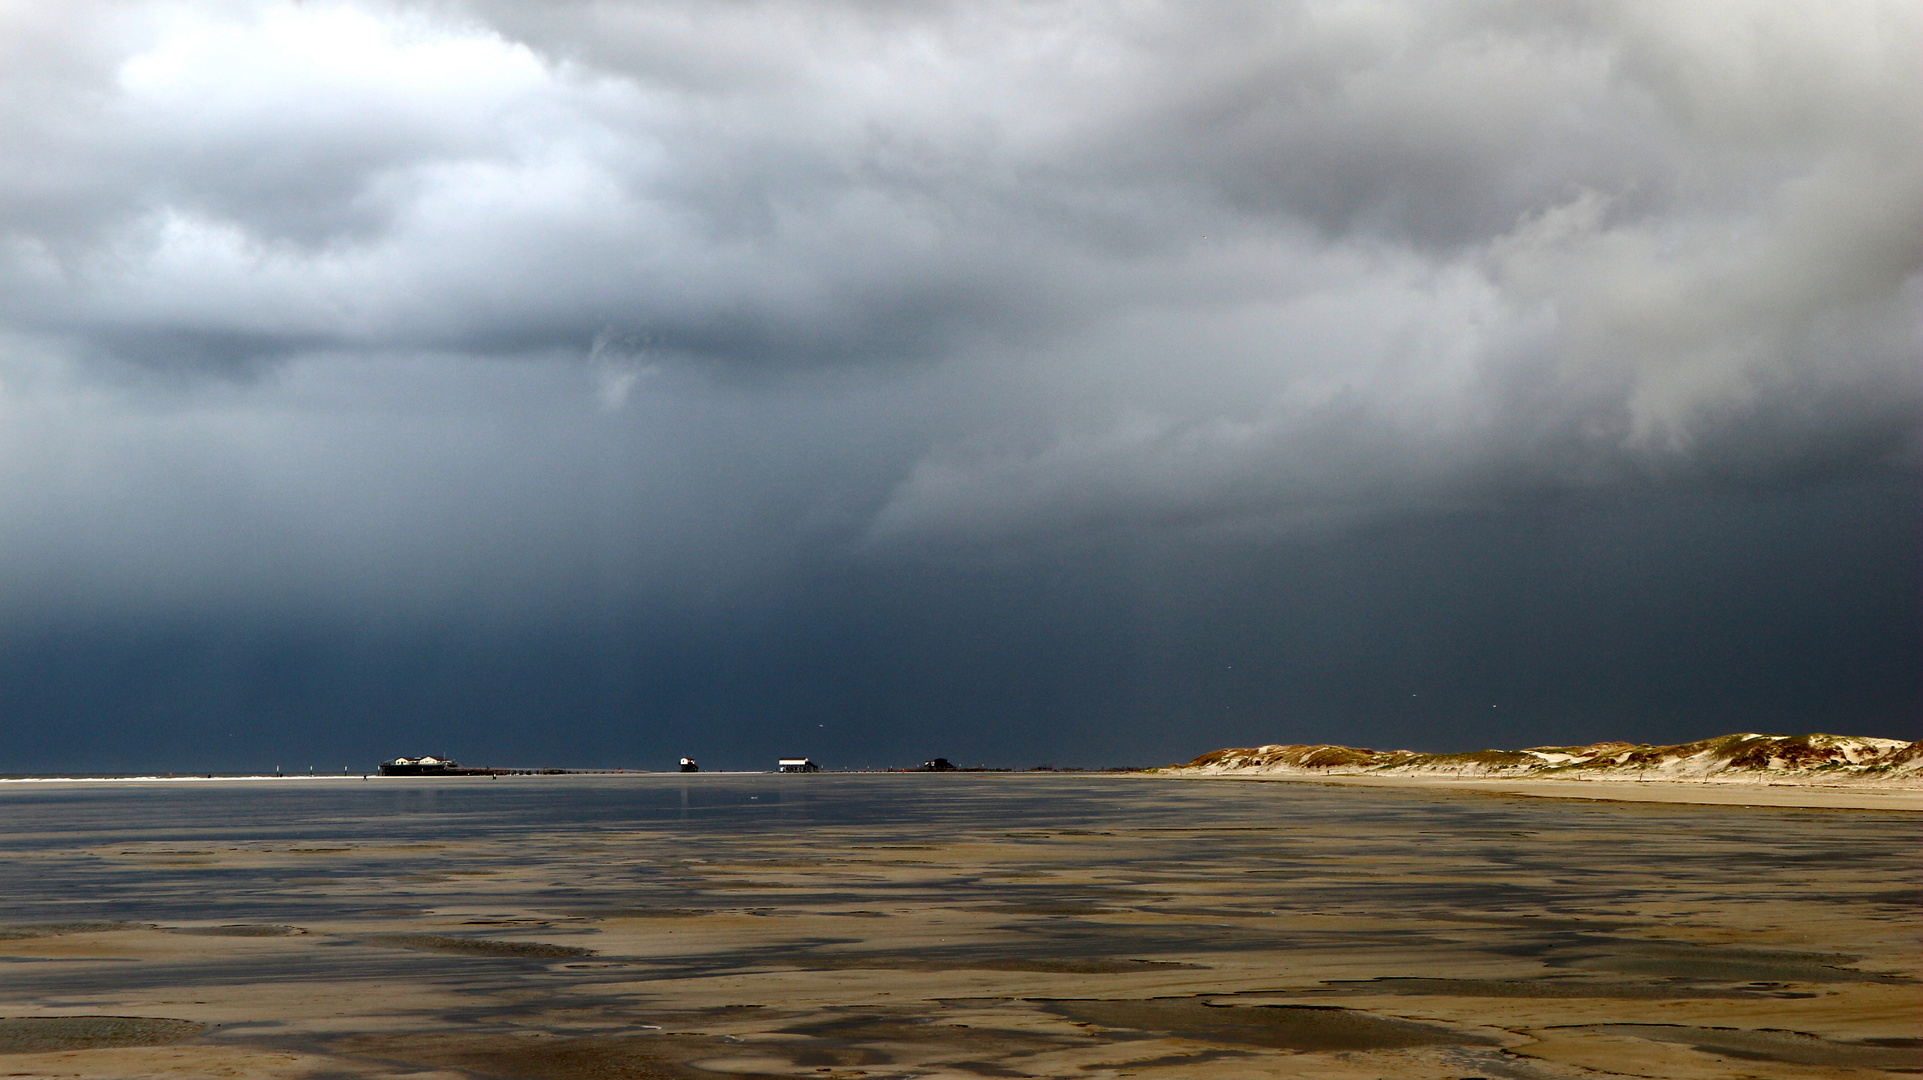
[0,0,1916,773]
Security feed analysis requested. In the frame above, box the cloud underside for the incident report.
[0,0,1916,606]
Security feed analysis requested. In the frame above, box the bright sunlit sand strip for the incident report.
[1157,732,1923,811]
[1169,772,1923,811]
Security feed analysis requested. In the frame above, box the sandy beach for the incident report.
[0,773,1915,1079]
[1165,771,1923,812]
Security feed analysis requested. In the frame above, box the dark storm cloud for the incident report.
[0,0,1915,765]
[2,1,1914,534]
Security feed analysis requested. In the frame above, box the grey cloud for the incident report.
[0,0,1914,566]
[0,1,1917,767]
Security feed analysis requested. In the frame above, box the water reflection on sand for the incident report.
[0,774,1915,1078]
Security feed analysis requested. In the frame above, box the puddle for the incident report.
[1039,998,1498,1051]
[1546,938,1905,983]
[558,907,713,919]
[789,952,1198,974]
[169,924,304,937]
[359,934,594,959]
[777,1008,1068,1056]
[1566,1024,1923,1070]
[1298,977,1811,999]
[329,1031,775,1080]
[0,921,143,939]
[1102,1048,1261,1070]
[986,903,1118,916]
[0,1016,206,1053]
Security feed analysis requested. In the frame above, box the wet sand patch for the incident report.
[0,922,143,940]
[1038,997,1501,1051]
[1097,1047,1263,1071]
[168,923,304,937]
[791,952,1201,974]
[556,907,715,919]
[1536,937,1908,983]
[1294,977,1813,999]
[358,934,594,959]
[775,1009,1065,1053]
[0,1015,206,1053]
[983,902,1119,916]
[330,1030,770,1080]
[1551,1024,1923,1070]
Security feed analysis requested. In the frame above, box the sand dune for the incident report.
[1167,732,1921,783]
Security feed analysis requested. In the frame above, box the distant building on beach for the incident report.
[679,757,699,772]
[920,758,956,771]
[777,758,819,773]
[379,756,457,776]
[375,756,530,777]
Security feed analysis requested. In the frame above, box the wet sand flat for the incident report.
[0,773,1915,1079]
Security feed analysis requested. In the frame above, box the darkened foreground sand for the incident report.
[0,774,1916,1079]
